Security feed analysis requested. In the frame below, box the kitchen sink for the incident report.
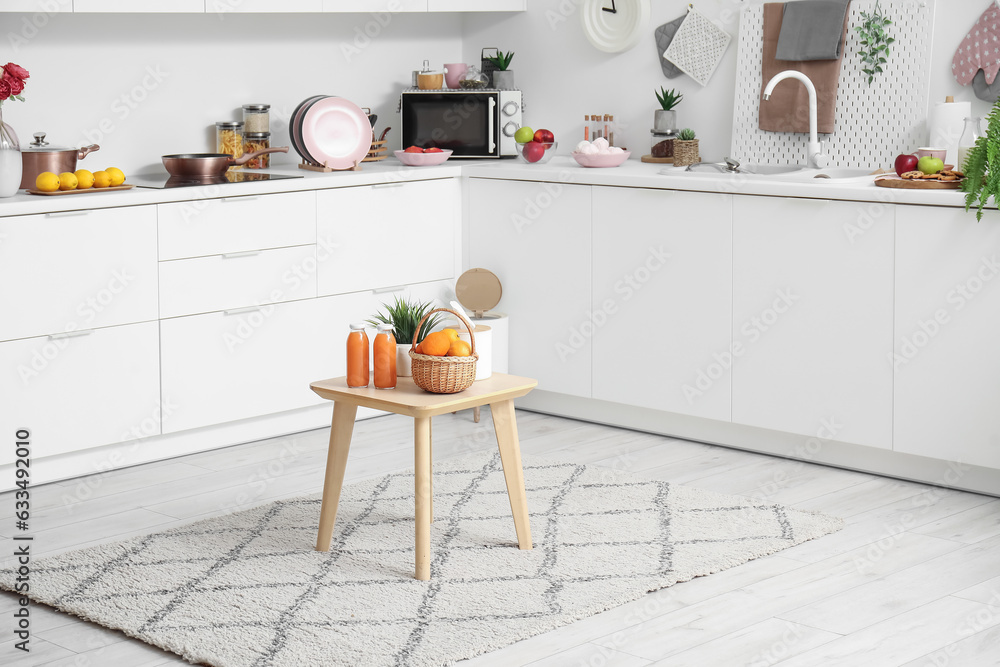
[773,166,879,181]
[679,161,808,176]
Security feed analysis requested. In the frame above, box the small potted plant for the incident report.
[673,128,699,167]
[654,86,683,132]
[367,296,443,376]
[486,50,515,89]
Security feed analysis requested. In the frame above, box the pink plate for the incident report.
[572,151,631,168]
[301,97,372,170]
[394,149,453,166]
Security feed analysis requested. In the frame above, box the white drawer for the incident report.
[0,206,159,342]
[317,179,458,296]
[159,245,318,318]
[157,191,316,260]
[0,322,161,463]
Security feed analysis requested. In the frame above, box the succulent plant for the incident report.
[655,87,683,111]
[485,50,515,71]
[679,128,696,141]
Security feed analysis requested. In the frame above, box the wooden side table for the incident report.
[309,373,538,580]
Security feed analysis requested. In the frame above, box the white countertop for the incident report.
[0,155,977,218]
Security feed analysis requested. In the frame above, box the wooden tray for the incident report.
[874,177,963,190]
[641,155,674,164]
[26,184,135,196]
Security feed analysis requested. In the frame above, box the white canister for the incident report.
[470,312,508,374]
[458,324,492,380]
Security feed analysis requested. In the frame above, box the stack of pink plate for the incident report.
[290,95,373,169]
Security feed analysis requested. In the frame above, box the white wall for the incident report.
[462,0,997,164]
[0,11,463,173]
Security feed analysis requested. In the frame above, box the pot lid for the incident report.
[22,132,77,153]
[455,268,502,318]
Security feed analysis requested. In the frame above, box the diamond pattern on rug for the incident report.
[0,450,843,667]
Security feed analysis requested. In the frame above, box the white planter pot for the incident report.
[654,109,677,132]
[397,343,413,377]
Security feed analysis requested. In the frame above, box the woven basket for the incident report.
[409,308,478,393]
[673,139,700,167]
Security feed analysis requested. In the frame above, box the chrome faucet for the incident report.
[762,70,829,169]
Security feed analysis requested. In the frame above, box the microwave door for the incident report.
[401,92,500,158]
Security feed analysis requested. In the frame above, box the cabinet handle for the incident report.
[45,210,89,218]
[223,306,264,316]
[221,250,261,259]
[48,330,93,340]
[372,182,404,189]
[222,195,260,202]
[372,285,405,294]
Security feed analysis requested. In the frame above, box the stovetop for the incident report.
[131,170,303,189]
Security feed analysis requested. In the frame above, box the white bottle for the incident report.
[957,117,983,171]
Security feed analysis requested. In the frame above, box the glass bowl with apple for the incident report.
[514,126,556,164]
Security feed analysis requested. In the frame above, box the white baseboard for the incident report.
[516,390,1000,498]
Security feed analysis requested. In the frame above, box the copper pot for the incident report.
[20,132,100,189]
[161,147,289,178]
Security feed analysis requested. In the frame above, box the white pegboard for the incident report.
[731,0,934,168]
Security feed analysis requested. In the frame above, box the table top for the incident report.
[310,373,538,418]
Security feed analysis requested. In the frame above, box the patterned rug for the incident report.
[0,450,842,666]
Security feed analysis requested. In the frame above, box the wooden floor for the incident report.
[1,409,998,666]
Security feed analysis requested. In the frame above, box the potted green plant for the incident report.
[654,87,683,132]
[367,296,444,376]
[961,100,1000,221]
[486,50,515,89]
[673,128,699,167]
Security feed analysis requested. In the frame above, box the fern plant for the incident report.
[855,0,894,86]
[485,50,514,71]
[655,87,683,111]
[366,296,443,345]
[962,99,1000,222]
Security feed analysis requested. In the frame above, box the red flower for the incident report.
[0,78,10,102]
[3,63,29,81]
[3,73,23,96]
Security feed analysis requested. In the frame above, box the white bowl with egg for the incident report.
[572,138,629,168]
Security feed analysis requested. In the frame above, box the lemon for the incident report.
[35,172,60,192]
[105,167,125,186]
[58,172,78,191]
[92,170,111,188]
[74,169,94,190]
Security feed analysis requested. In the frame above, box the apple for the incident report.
[514,126,534,144]
[533,128,555,148]
[521,141,545,163]
[917,156,944,175]
[894,153,918,177]
[404,146,424,153]
[423,147,443,153]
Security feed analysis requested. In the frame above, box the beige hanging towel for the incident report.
[759,2,849,134]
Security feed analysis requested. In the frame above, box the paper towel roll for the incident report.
[458,325,492,380]
[928,100,972,167]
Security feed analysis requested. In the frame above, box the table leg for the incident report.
[490,399,532,550]
[414,416,432,580]
[428,418,433,524]
[315,402,358,552]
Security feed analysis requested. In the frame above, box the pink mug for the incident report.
[915,147,947,161]
[444,63,467,89]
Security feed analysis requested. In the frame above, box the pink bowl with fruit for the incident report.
[571,151,630,168]
[395,148,453,166]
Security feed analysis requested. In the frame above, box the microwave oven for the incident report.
[400,89,523,158]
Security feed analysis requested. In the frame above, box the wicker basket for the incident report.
[673,139,700,167]
[409,308,478,393]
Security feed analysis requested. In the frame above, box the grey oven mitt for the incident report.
[972,68,1000,103]
[654,13,687,79]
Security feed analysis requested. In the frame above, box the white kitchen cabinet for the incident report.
[428,0,524,9]
[467,178,592,397]
[316,178,458,296]
[731,196,895,449]
[893,207,1000,469]
[159,244,318,319]
[160,294,368,433]
[0,206,158,342]
[220,0,321,12]
[591,187,732,421]
[73,0,205,11]
[1,0,72,11]
[324,0,427,10]
[0,322,160,464]
[158,191,315,261]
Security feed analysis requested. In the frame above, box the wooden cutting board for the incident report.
[874,177,962,190]
[26,184,135,196]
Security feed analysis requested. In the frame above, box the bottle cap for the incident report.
[377,323,394,333]
[350,322,367,330]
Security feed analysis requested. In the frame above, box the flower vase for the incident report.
[396,343,413,377]
[0,106,22,198]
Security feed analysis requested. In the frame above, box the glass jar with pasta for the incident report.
[243,132,271,169]
[215,121,244,168]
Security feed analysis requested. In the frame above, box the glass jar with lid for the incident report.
[650,129,678,159]
[216,121,244,162]
[244,132,271,168]
[242,104,270,133]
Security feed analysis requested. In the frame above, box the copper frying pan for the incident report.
[161,147,289,178]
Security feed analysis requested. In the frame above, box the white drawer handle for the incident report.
[372,182,404,189]
[221,250,261,259]
[223,306,263,316]
[45,210,89,218]
[372,285,405,294]
[222,195,260,202]
[48,330,93,340]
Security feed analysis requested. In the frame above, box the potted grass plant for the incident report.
[654,87,683,132]
[486,50,515,88]
[367,296,444,376]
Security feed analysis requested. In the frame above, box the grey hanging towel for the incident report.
[654,13,687,79]
[775,0,852,61]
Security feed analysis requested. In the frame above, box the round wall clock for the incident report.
[581,0,651,53]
